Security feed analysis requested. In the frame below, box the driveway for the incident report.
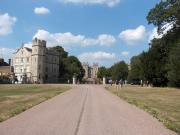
[0,85,176,135]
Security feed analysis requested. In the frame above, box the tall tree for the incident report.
[145,0,180,87]
[168,42,180,87]
[51,46,84,83]
[111,61,128,81]
[97,66,108,79]
[128,56,142,82]
[63,56,85,82]
[147,0,180,34]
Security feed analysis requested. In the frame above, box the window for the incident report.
[16,58,18,63]
[27,57,29,62]
[39,65,41,70]
[15,67,18,72]
[27,66,30,72]
[21,58,23,62]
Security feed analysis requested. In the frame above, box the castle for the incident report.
[82,62,99,79]
[12,38,59,83]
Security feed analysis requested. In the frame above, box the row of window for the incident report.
[14,66,30,73]
[15,57,30,63]
[45,66,57,73]
[46,56,58,63]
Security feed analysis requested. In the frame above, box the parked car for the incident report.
[131,80,141,85]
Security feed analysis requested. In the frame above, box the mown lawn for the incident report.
[0,84,70,122]
[106,85,180,133]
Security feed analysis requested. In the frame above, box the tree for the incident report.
[146,39,169,86]
[63,56,85,82]
[128,56,142,82]
[145,0,180,87]
[51,46,84,83]
[97,66,108,79]
[147,0,180,34]
[168,43,180,87]
[111,61,128,81]
[52,46,68,58]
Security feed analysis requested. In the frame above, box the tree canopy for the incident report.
[111,61,128,81]
[128,0,180,87]
[51,46,85,83]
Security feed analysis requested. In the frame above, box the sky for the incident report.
[0,0,159,67]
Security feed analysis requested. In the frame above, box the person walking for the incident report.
[120,79,123,88]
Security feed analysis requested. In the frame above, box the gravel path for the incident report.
[0,85,176,135]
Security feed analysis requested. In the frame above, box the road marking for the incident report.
[74,87,88,135]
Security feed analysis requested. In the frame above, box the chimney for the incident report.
[8,59,11,66]
[0,58,4,63]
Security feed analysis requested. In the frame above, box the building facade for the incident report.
[0,58,13,83]
[12,38,59,83]
[82,62,99,79]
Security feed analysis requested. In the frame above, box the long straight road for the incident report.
[0,85,176,135]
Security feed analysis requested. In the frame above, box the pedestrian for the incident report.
[120,79,123,88]
[115,80,118,90]
[109,79,112,86]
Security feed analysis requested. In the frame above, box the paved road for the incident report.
[0,85,176,135]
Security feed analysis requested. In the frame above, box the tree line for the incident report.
[98,0,180,87]
[97,61,129,83]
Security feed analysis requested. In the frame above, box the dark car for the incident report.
[131,80,141,85]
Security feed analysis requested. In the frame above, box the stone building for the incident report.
[0,58,13,83]
[12,38,59,84]
[82,62,99,79]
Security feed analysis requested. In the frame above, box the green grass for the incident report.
[0,84,70,122]
[106,85,180,134]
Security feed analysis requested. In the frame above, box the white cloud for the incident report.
[0,13,17,36]
[98,34,116,46]
[148,28,160,42]
[33,29,116,47]
[34,7,50,15]
[24,42,32,48]
[148,23,173,42]
[0,48,15,61]
[78,51,117,66]
[121,51,129,56]
[119,25,146,45]
[59,0,120,7]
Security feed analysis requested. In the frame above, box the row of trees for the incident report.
[97,61,129,81]
[50,46,85,83]
[98,0,180,87]
[128,0,180,87]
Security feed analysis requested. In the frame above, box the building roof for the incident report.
[0,59,9,66]
[24,47,32,52]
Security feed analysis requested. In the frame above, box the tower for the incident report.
[82,62,89,78]
[92,63,99,78]
[31,38,46,83]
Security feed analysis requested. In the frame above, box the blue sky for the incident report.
[0,0,159,67]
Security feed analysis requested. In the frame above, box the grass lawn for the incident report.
[0,84,70,122]
[106,85,180,133]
